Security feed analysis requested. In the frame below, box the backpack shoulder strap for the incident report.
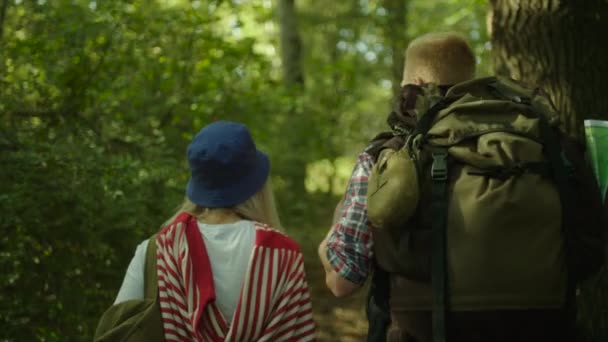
[366,265,391,342]
[144,234,158,299]
[429,146,449,342]
[411,95,453,342]
[537,117,580,340]
[367,131,394,159]
[368,134,407,162]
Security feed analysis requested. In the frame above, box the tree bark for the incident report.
[0,0,9,42]
[382,0,408,99]
[278,0,305,86]
[491,3,608,340]
[490,0,608,140]
[276,0,308,218]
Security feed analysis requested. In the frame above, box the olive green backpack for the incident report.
[366,76,607,342]
[94,235,165,342]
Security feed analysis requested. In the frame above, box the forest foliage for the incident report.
[4,0,604,341]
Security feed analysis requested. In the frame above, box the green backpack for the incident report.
[366,76,607,342]
[94,235,165,342]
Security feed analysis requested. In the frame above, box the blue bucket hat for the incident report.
[185,121,270,208]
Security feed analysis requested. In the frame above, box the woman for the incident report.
[114,121,317,341]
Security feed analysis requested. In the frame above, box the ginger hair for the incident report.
[401,32,476,86]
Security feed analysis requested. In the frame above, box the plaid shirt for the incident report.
[326,149,375,285]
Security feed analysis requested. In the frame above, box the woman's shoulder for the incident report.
[253,222,301,252]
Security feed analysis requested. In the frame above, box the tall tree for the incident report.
[0,0,8,41]
[382,0,408,98]
[275,0,309,219]
[278,0,305,86]
[490,2,608,341]
[489,0,608,139]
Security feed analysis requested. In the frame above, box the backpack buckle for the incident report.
[431,149,448,181]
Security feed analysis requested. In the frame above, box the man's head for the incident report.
[401,32,476,86]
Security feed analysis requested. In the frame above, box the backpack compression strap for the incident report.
[366,264,391,342]
[412,98,454,342]
[429,147,449,342]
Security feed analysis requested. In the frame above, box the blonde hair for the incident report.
[401,32,476,86]
[162,179,282,229]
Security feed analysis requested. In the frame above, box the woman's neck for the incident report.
[197,208,243,224]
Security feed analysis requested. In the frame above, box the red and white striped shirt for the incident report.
[156,212,317,341]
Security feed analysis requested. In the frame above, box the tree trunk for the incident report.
[0,0,9,42]
[491,3,608,340]
[382,0,408,99]
[278,0,305,86]
[490,0,608,140]
[276,0,308,221]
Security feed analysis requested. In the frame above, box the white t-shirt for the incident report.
[114,220,256,322]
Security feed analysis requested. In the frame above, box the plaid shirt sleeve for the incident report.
[326,150,375,285]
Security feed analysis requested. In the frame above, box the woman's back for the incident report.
[113,220,255,324]
[155,213,315,341]
[198,220,255,322]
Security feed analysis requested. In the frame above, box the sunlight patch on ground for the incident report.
[313,306,368,341]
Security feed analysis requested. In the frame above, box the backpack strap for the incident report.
[367,131,395,161]
[144,234,159,299]
[537,118,578,341]
[366,264,391,342]
[411,94,458,139]
[467,162,552,180]
[366,134,399,342]
[429,147,449,342]
[413,98,455,342]
[366,89,457,342]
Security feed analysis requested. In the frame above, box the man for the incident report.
[319,29,608,342]
[318,32,477,340]
[319,31,476,295]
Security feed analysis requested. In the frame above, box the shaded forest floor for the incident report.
[290,216,370,341]
[304,250,369,341]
